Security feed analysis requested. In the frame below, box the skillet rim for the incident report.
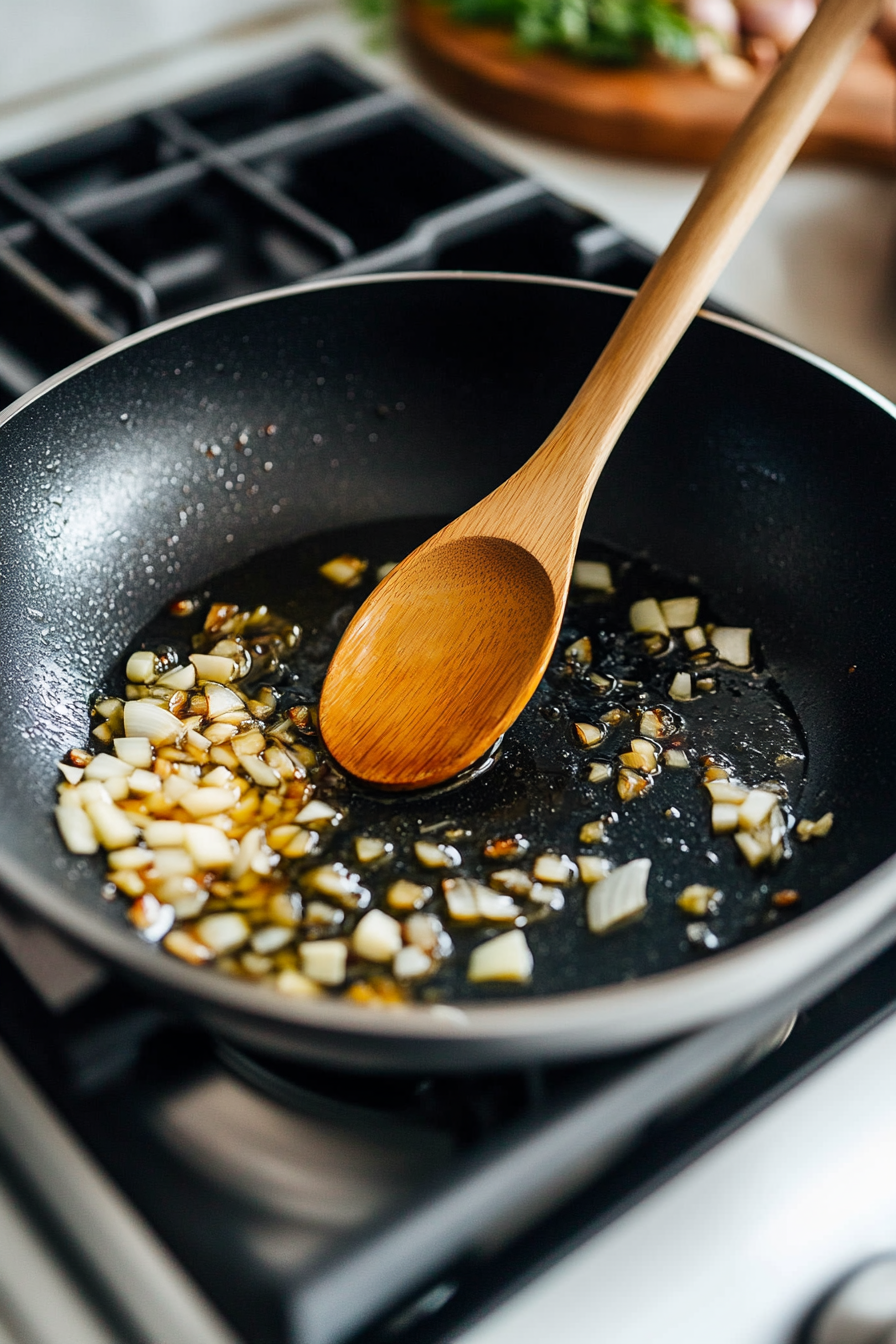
[1,268,895,1051]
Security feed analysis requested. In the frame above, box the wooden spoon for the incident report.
[319,0,881,791]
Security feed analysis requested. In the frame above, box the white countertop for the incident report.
[3,0,896,400]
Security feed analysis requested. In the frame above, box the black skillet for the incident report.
[0,272,894,1072]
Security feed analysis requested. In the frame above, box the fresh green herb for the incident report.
[351,0,699,66]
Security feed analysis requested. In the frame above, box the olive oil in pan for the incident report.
[80,515,811,1003]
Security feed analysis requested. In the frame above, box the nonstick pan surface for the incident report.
[1,273,895,1072]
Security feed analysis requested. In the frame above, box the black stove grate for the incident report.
[0,49,650,410]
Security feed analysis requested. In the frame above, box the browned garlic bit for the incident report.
[796,813,834,841]
[318,553,368,587]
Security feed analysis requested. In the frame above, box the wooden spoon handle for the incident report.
[507,0,882,573]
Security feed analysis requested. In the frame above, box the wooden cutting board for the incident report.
[401,0,896,167]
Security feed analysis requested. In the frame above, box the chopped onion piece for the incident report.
[387,879,431,911]
[55,806,99,854]
[588,762,612,783]
[355,836,391,863]
[180,786,240,819]
[661,597,699,629]
[404,913,445,953]
[735,830,770,867]
[619,750,658,774]
[589,673,613,691]
[475,889,522,921]
[190,653,238,684]
[240,755,281,789]
[677,884,719,916]
[443,878,485,921]
[144,820,186,847]
[75,780,112,806]
[394,946,432,980]
[123,700,183,746]
[663,749,690,769]
[579,820,605,844]
[162,773,193,805]
[572,560,613,591]
[156,664,196,691]
[285,828,318,859]
[269,892,303,926]
[490,869,532,896]
[711,802,740,834]
[303,863,369,907]
[318,554,368,587]
[629,598,669,636]
[705,779,748,804]
[230,827,265,880]
[353,909,403,962]
[129,769,161,796]
[163,929,214,965]
[796,812,834,841]
[112,871,145,898]
[203,722,238,744]
[574,722,605,747]
[296,800,339,827]
[165,878,205,920]
[669,671,692,702]
[201,765,234,788]
[183,824,234,870]
[276,969,321,997]
[85,801,138,850]
[204,684,245,719]
[196,913,250,955]
[529,883,564,908]
[565,637,592,666]
[231,728,266,757]
[251,925,294,955]
[532,853,577,884]
[578,855,611,883]
[150,849,195,878]
[114,737,153,769]
[710,626,752,667]
[84,754,133,781]
[617,768,651,801]
[305,901,341,927]
[414,841,461,869]
[128,895,175,943]
[106,849,149,870]
[300,939,347,986]
[58,762,84,785]
[468,929,532,983]
[684,625,706,651]
[126,651,157,684]
[739,789,778,830]
[638,710,662,739]
[587,857,650,933]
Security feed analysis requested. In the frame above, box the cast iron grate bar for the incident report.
[0,50,654,410]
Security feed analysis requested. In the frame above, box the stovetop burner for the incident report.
[0,49,650,412]
[1,45,895,1344]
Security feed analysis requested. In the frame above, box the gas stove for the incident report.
[0,48,895,1344]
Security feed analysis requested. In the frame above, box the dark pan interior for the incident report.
[0,274,894,1020]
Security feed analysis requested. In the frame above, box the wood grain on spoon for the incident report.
[319,0,882,791]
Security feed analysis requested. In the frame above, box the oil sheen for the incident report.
[125,515,807,1002]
